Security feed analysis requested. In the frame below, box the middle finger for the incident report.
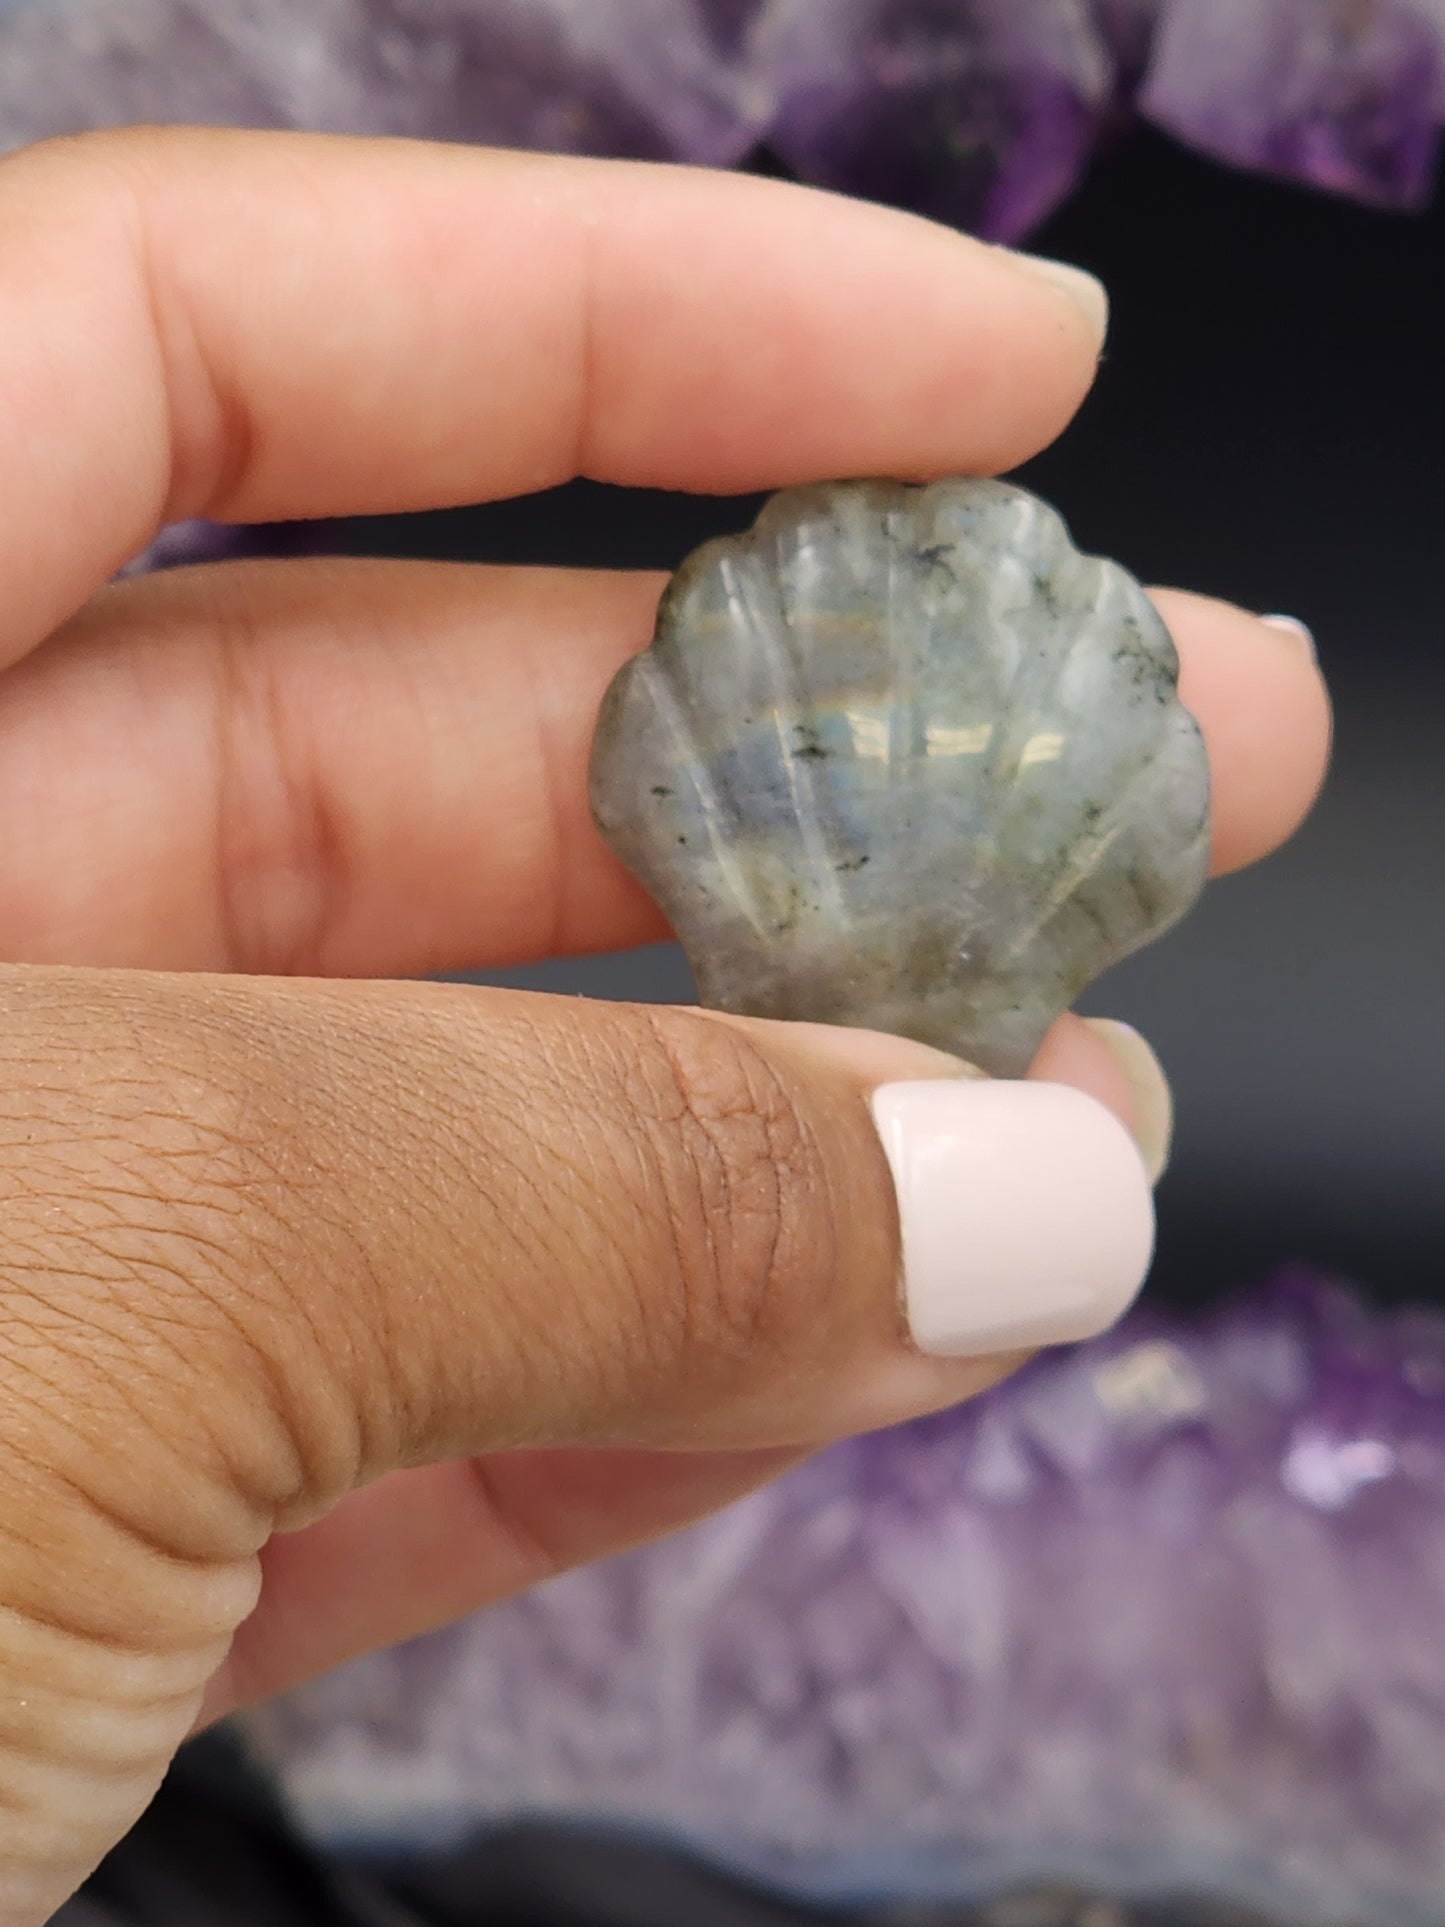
[0,557,1330,975]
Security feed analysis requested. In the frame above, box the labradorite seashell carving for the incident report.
[589,478,1210,1078]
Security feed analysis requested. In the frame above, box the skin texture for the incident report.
[0,128,1331,1922]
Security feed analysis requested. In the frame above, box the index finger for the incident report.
[0,127,1107,666]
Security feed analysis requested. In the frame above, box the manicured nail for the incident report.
[1084,1018,1174,1185]
[1005,251,1110,348]
[1260,614,1316,662]
[870,1080,1154,1358]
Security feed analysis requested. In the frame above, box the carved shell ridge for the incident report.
[589,478,1210,1078]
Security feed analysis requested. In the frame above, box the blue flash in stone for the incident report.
[589,477,1210,1078]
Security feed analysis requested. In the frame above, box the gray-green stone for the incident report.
[589,477,1210,1077]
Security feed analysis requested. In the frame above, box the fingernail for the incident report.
[870,1081,1154,1358]
[1084,1018,1174,1185]
[1261,614,1317,662]
[1005,251,1110,348]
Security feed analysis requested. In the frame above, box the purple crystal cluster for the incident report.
[248,1276,1445,1926]
[0,1,1441,241]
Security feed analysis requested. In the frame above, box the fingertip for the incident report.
[1149,588,1333,874]
[1029,1011,1138,1137]
[596,172,1114,488]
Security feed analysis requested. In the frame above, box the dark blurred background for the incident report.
[336,124,1445,1311]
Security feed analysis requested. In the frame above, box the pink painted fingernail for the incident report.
[870,1081,1155,1358]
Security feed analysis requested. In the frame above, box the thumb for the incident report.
[0,966,1153,1920]
[201,1004,1162,1724]
[149,976,1153,1468]
[0,968,1155,1494]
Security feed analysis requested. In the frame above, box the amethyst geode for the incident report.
[247,1276,1445,1926]
[1,1,1441,240]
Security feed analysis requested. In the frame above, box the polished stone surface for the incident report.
[589,478,1210,1077]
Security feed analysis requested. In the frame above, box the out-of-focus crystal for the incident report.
[1141,0,1445,210]
[752,0,1113,239]
[1,0,1441,234]
[248,1276,1445,1927]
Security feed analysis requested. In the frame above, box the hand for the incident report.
[0,127,1329,1922]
